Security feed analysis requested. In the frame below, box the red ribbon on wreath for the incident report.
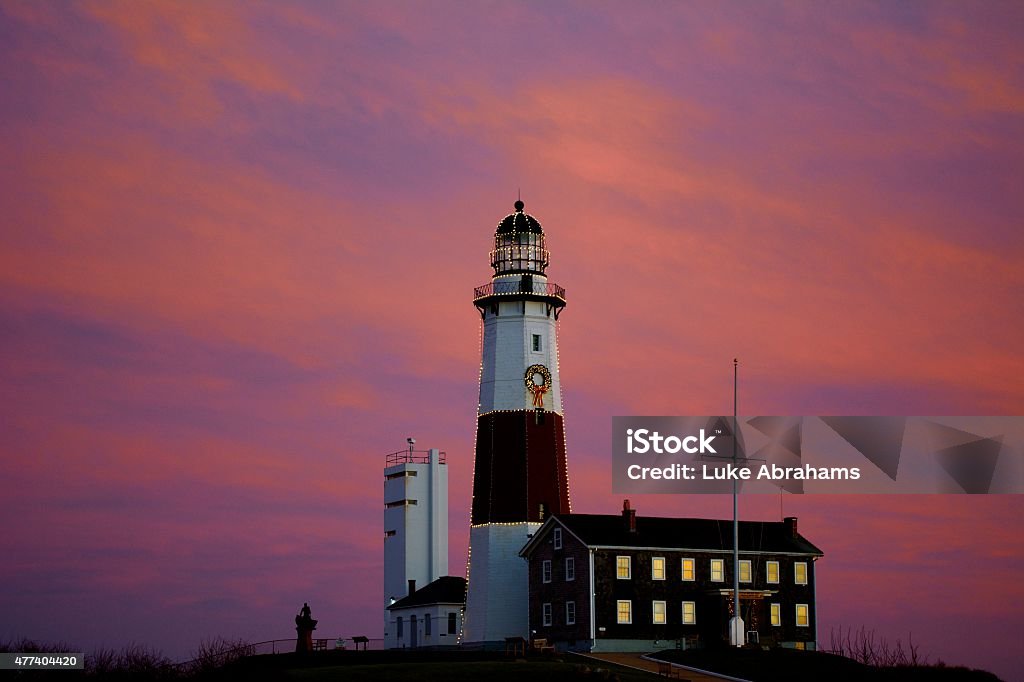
[531,384,548,407]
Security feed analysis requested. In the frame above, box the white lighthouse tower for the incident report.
[383,442,448,648]
[462,200,571,645]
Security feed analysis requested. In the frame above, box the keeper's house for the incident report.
[518,501,823,652]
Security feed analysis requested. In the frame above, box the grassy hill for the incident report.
[652,648,1004,682]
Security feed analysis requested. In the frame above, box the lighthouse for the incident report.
[462,200,571,645]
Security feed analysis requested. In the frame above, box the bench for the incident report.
[351,636,370,651]
[530,638,555,654]
[504,636,526,657]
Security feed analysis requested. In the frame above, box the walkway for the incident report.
[572,652,749,682]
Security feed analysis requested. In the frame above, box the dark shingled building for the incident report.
[519,501,823,653]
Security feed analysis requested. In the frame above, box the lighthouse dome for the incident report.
[490,200,549,275]
[496,200,544,235]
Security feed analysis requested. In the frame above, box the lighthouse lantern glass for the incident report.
[491,232,549,275]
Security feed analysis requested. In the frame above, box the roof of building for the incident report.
[521,513,823,557]
[387,576,466,610]
[496,200,543,235]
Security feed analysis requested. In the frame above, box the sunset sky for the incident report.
[1,1,1023,679]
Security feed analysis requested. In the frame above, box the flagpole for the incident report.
[731,358,742,646]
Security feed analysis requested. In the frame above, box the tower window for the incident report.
[532,334,542,352]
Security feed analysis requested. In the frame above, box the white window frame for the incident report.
[739,559,752,583]
[682,601,696,624]
[767,560,780,584]
[553,527,562,550]
[616,555,631,579]
[770,603,781,627]
[796,603,809,627]
[542,560,552,584]
[566,600,576,626]
[652,600,667,624]
[542,602,553,627]
[795,561,808,585]
[616,600,632,624]
[681,557,695,581]
[710,558,724,582]
[565,557,575,582]
[652,556,666,580]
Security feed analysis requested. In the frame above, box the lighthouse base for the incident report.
[461,522,540,646]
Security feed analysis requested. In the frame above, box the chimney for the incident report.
[622,499,637,533]
[784,517,798,539]
[408,579,416,596]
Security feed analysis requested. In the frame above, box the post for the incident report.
[730,358,744,646]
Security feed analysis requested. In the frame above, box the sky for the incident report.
[1,0,1022,679]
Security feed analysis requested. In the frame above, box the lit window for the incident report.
[682,601,695,624]
[770,603,781,626]
[739,560,752,583]
[652,601,666,624]
[565,557,575,581]
[617,556,631,579]
[543,602,553,627]
[652,557,666,580]
[767,561,779,584]
[553,527,562,549]
[542,560,552,583]
[425,613,431,635]
[796,604,809,627]
[681,558,695,581]
[795,562,808,585]
[566,601,576,626]
[532,334,542,352]
[795,641,806,650]
[617,600,632,624]
[710,559,724,582]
